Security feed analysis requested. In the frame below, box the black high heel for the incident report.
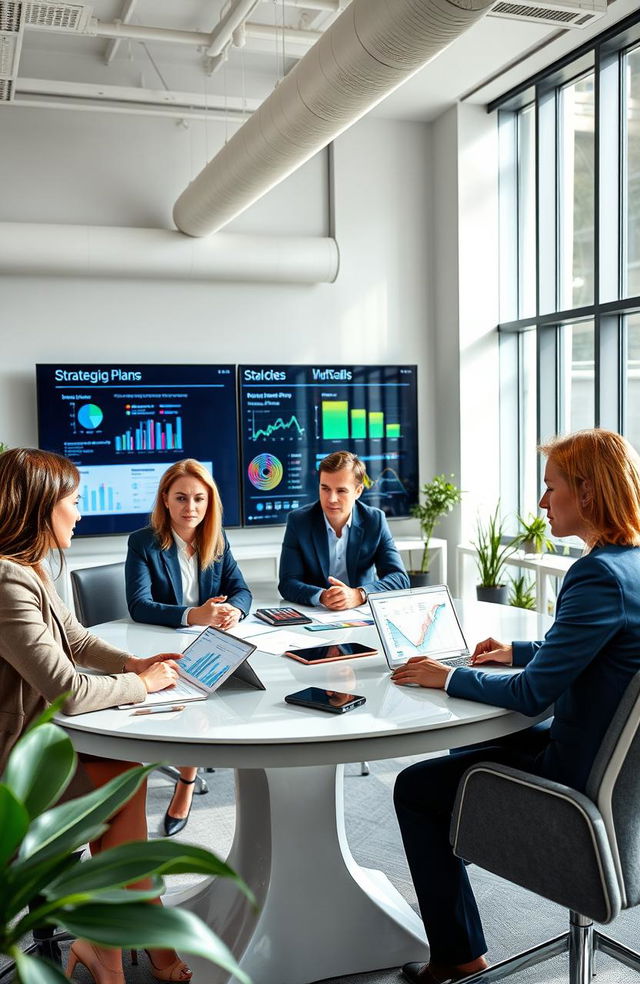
[163,776,196,836]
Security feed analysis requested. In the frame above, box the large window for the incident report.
[496,13,640,519]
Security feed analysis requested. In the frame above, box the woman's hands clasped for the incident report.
[124,652,183,693]
[187,596,242,631]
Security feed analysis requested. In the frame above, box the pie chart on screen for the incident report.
[78,403,103,429]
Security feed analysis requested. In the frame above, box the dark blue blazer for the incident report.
[125,526,252,629]
[278,499,409,606]
[448,544,640,791]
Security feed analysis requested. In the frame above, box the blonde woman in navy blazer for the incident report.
[391,429,640,984]
[126,459,252,835]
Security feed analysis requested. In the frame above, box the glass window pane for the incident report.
[521,330,538,514]
[560,321,595,431]
[625,313,640,452]
[624,47,640,298]
[518,106,536,318]
[560,75,595,309]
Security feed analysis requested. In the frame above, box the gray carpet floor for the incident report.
[10,754,640,983]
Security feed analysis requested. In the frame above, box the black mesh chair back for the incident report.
[449,669,640,984]
[70,562,128,627]
[585,670,640,910]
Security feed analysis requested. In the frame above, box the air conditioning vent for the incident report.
[22,1,92,32]
[0,1,21,31]
[0,0,23,92]
[488,0,606,27]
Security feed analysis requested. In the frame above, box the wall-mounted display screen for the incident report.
[36,364,240,536]
[239,365,418,526]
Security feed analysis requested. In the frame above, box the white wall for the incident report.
[430,102,501,596]
[0,108,434,582]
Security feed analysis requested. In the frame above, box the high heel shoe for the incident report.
[131,948,192,981]
[163,776,196,837]
[66,941,125,984]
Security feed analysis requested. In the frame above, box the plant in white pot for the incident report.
[472,504,517,604]
[514,513,555,556]
[409,474,462,587]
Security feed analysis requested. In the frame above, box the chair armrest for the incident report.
[450,762,621,924]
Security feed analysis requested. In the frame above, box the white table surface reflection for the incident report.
[58,600,551,984]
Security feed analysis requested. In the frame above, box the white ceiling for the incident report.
[6,0,639,123]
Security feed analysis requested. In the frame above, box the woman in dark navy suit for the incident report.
[391,429,640,984]
[126,458,252,835]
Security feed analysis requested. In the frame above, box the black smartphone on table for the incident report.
[284,687,366,714]
[284,642,377,664]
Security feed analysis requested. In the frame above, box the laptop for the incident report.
[119,625,265,708]
[368,584,472,670]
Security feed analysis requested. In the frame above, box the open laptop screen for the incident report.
[368,584,469,668]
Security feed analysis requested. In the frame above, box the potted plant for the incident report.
[472,504,517,604]
[508,573,536,610]
[0,700,253,984]
[409,474,462,586]
[514,513,555,556]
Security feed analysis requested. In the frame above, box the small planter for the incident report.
[520,537,542,556]
[476,585,509,605]
[408,570,438,588]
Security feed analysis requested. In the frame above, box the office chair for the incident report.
[449,670,640,984]
[70,563,209,795]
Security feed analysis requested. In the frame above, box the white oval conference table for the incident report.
[57,600,551,984]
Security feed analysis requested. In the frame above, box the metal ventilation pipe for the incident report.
[173,0,494,238]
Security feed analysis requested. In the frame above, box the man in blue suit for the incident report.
[278,450,409,609]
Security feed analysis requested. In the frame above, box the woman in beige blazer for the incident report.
[0,448,191,984]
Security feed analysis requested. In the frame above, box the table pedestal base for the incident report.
[169,764,428,984]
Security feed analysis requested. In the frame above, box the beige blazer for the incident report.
[0,558,147,775]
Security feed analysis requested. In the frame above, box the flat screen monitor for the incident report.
[36,364,240,536]
[239,365,418,526]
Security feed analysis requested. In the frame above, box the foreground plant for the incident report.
[0,700,253,984]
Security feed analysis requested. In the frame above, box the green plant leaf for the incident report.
[0,784,30,868]
[52,903,251,984]
[46,841,254,904]
[14,949,71,984]
[24,695,71,734]
[3,723,77,820]
[19,764,155,865]
[1,854,86,926]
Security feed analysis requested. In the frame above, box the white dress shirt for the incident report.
[172,530,199,626]
[310,512,353,607]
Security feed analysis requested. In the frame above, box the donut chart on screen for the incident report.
[248,453,284,490]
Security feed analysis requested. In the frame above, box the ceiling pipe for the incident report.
[92,21,206,46]
[283,0,342,9]
[88,18,319,49]
[16,76,261,113]
[173,0,496,238]
[103,0,137,65]
[0,223,339,283]
[244,23,322,45]
[206,0,262,57]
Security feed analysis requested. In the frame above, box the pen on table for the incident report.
[132,704,186,716]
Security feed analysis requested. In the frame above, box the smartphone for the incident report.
[284,687,366,714]
[284,642,377,664]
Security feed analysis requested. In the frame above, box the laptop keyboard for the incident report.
[441,654,473,668]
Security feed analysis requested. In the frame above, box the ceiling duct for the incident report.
[488,0,605,29]
[173,0,495,238]
[0,0,23,101]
